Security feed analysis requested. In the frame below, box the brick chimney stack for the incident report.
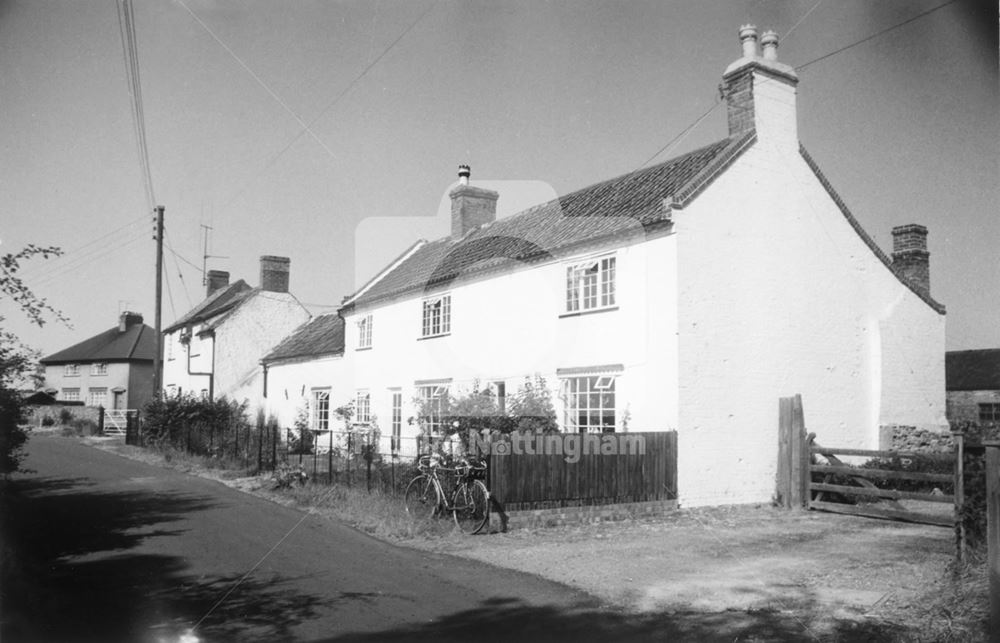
[118,311,143,332]
[891,224,931,296]
[206,270,230,297]
[260,256,290,293]
[449,165,499,240]
[721,25,799,148]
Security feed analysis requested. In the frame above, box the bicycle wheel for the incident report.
[452,479,489,535]
[404,474,439,519]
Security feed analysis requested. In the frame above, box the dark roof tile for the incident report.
[263,314,345,363]
[41,323,156,364]
[163,280,254,333]
[946,349,1000,391]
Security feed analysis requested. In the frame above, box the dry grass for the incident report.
[898,548,989,642]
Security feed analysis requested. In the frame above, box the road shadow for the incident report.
[1,474,330,642]
[321,595,902,643]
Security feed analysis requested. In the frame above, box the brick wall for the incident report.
[723,72,755,137]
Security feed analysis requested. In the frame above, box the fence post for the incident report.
[777,397,792,508]
[97,406,105,436]
[328,429,333,485]
[985,441,1000,639]
[954,430,966,561]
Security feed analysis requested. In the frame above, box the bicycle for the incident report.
[403,453,490,534]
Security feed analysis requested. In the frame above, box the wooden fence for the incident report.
[474,431,678,512]
[776,395,958,529]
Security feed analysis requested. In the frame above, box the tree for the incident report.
[1,245,65,476]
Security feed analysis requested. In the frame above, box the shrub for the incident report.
[142,394,251,458]
[40,416,55,427]
[954,421,1000,549]
[58,408,73,425]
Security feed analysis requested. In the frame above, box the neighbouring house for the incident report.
[39,311,156,410]
[335,26,947,508]
[260,313,349,450]
[162,256,310,409]
[945,349,1000,424]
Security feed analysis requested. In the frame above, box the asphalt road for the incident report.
[2,434,613,643]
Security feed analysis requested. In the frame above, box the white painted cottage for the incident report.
[335,27,946,507]
[261,313,348,445]
[162,256,309,409]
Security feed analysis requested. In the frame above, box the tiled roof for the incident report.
[262,314,345,363]
[799,146,946,315]
[946,349,1000,391]
[41,323,156,364]
[163,280,254,333]
[345,134,753,307]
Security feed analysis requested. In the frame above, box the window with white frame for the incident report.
[979,403,1000,423]
[312,388,331,431]
[421,294,451,337]
[565,255,616,313]
[91,363,108,376]
[417,384,449,434]
[489,380,507,414]
[88,387,108,407]
[62,388,80,402]
[200,389,209,400]
[562,374,616,433]
[167,334,175,361]
[355,390,371,424]
[64,364,79,377]
[391,390,402,453]
[357,314,373,349]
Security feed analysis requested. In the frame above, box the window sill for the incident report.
[417,333,451,341]
[356,346,373,352]
[559,305,619,319]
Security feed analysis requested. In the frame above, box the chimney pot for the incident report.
[206,269,230,297]
[891,224,931,296]
[458,164,471,186]
[761,30,779,61]
[739,24,759,58]
[260,256,291,293]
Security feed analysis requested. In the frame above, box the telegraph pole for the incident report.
[153,205,164,399]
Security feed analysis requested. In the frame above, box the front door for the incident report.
[113,390,125,410]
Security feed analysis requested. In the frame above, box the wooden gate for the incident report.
[777,395,959,528]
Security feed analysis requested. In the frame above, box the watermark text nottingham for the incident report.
[468,433,645,463]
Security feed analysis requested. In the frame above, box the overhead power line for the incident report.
[115,0,157,210]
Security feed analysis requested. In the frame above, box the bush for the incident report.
[142,394,251,458]
[58,408,73,425]
[40,416,55,427]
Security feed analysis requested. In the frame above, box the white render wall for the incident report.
[343,232,680,448]
[264,354,348,431]
[161,291,309,411]
[674,140,946,508]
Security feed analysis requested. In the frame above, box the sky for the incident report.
[1,0,997,364]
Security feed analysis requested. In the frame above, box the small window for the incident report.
[417,384,449,434]
[979,403,1000,423]
[562,374,616,433]
[565,255,616,313]
[62,388,80,402]
[91,363,108,376]
[200,389,209,400]
[64,364,79,377]
[88,388,108,407]
[421,295,451,337]
[391,390,402,453]
[355,390,371,424]
[358,314,373,349]
[489,380,507,414]
[312,389,331,431]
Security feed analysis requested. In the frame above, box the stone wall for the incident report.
[879,424,955,452]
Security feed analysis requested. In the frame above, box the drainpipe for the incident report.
[187,329,216,400]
